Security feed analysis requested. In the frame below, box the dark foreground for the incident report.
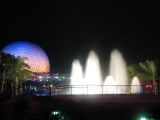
[1,94,160,120]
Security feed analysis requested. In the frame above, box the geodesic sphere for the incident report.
[1,41,50,73]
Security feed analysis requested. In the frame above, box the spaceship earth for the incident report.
[1,41,50,73]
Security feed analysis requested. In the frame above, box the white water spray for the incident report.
[71,59,85,94]
[84,50,102,94]
[108,49,128,93]
[131,76,142,94]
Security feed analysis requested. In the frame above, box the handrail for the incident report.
[0,81,158,102]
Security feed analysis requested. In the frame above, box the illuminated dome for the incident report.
[1,41,50,73]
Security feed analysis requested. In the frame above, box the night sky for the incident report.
[1,1,160,74]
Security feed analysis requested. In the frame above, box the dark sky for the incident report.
[1,1,160,74]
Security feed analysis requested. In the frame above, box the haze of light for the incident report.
[131,76,142,93]
[71,49,141,94]
[109,49,128,93]
[71,59,85,94]
[103,76,117,94]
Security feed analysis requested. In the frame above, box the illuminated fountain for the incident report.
[84,50,102,94]
[71,51,102,94]
[70,49,132,94]
[103,76,117,94]
[70,59,85,94]
[131,76,142,94]
[105,49,129,94]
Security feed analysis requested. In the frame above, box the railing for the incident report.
[52,84,155,95]
[0,81,158,102]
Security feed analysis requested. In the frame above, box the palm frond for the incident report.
[151,61,157,78]
[139,61,150,74]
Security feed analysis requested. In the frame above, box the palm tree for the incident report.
[0,52,13,92]
[127,63,150,81]
[7,56,34,97]
[139,60,160,94]
[1,52,34,97]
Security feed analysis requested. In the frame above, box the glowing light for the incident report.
[1,41,50,73]
[52,111,59,115]
[146,84,152,88]
[140,118,146,120]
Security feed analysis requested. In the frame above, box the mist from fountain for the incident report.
[71,51,102,94]
[108,49,129,93]
[84,50,102,94]
[131,76,142,94]
[103,76,117,94]
[70,59,85,94]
